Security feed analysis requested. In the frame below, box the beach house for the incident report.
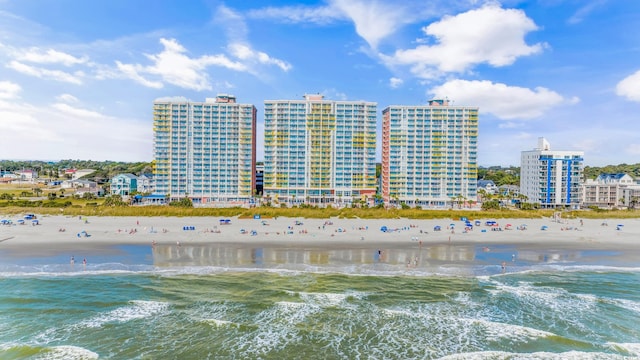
[110,173,138,196]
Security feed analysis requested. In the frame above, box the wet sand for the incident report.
[0,214,639,273]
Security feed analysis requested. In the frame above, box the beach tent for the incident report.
[380,226,388,232]
[541,225,548,230]
[434,225,441,231]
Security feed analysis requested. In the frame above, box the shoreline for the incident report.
[0,215,638,269]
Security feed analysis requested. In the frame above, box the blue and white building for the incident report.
[520,137,584,208]
[153,95,257,206]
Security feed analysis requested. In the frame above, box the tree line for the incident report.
[2,160,639,185]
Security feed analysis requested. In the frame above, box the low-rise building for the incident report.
[582,173,635,209]
[477,180,497,194]
[110,174,138,196]
[137,174,155,194]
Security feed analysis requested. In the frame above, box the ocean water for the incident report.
[0,242,639,360]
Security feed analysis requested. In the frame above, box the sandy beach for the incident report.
[0,213,638,247]
[1,213,639,248]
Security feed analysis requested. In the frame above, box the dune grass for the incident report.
[1,203,639,220]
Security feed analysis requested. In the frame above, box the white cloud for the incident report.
[115,38,247,91]
[0,98,150,161]
[228,43,291,72]
[429,79,571,119]
[55,93,79,103]
[331,0,411,49]
[215,6,291,73]
[115,61,164,89]
[18,47,87,66]
[247,4,343,25]
[568,0,607,25]
[616,70,640,102]
[7,60,83,84]
[387,4,544,78]
[389,77,403,89]
[52,103,104,119]
[0,81,21,99]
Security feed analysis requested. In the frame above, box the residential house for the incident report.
[110,174,138,196]
[137,174,155,194]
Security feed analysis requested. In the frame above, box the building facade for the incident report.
[263,94,377,206]
[381,99,478,207]
[153,95,257,206]
[110,173,138,196]
[520,137,584,208]
[582,173,635,209]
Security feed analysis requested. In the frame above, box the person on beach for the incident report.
[83,258,87,266]
[70,256,75,265]
[501,261,506,273]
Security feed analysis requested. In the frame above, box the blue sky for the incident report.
[0,0,639,167]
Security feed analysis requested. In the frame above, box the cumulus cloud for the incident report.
[0,81,21,99]
[616,70,640,102]
[387,4,544,78]
[429,79,572,119]
[389,77,403,88]
[331,0,411,49]
[7,60,84,84]
[115,38,246,91]
[116,36,291,91]
[228,43,291,71]
[18,47,88,66]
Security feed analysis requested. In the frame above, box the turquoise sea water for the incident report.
[0,242,639,359]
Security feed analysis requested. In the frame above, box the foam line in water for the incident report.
[606,342,640,357]
[203,318,236,327]
[462,318,555,341]
[34,345,99,360]
[77,300,169,328]
[437,350,630,360]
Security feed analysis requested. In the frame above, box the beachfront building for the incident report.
[136,174,155,194]
[110,173,138,196]
[153,95,257,206]
[582,173,635,209]
[520,137,584,208]
[381,99,479,208]
[263,94,377,206]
